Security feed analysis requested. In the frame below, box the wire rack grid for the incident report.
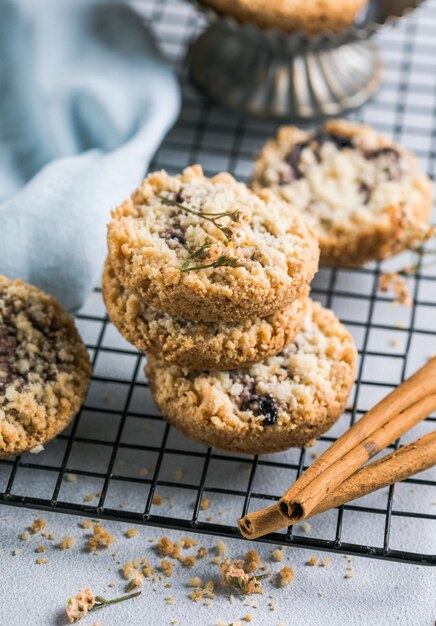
[0,0,435,565]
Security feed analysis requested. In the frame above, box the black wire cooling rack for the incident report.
[1,0,435,566]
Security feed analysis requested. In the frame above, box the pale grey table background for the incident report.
[1,0,436,624]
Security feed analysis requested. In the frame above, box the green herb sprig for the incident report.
[159,194,242,241]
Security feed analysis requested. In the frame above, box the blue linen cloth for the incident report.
[0,0,180,310]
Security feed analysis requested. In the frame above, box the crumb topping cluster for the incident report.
[111,165,316,280]
[177,301,355,430]
[254,123,426,237]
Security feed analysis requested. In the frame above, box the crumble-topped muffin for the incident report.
[103,258,310,370]
[252,120,433,266]
[146,300,357,454]
[0,276,91,457]
[107,165,319,322]
[201,0,368,35]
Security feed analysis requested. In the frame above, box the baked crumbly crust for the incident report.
[107,165,319,322]
[252,120,433,267]
[0,276,91,458]
[202,0,367,35]
[146,300,357,455]
[102,258,310,370]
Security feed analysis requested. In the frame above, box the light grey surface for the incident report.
[1,0,436,624]
[0,507,435,626]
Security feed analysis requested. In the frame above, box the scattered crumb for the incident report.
[245,550,261,573]
[65,473,78,483]
[271,549,284,562]
[87,525,115,552]
[174,469,184,481]
[81,519,92,529]
[189,577,202,587]
[142,560,154,577]
[165,596,175,605]
[344,572,354,579]
[277,566,294,587]
[299,522,311,533]
[127,571,144,591]
[310,450,319,459]
[36,557,48,565]
[306,556,318,566]
[139,467,149,478]
[389,338,400,347]
[125,528,138,539]
[161,559,174,577]
[31,518,46,533]
[379,272,412,307]
[210,556,221,565]
[181,537,198,549]
[12,549,22,556]
[179,555,196,568]
[152,495,164,506]
[215,539,227,557]
[243,615,253,623]
[320,559,331,568]
[20,531,31,542]
[59,536,76,550]
[200,497,209,511]
[197,546,207,559]
[35,545,46,553]
[188,589,203,603]
[157,537,175,557]
[84,494,94,502]
[108,582,116,588]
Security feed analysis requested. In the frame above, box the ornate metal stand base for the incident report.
[189,21,383,119]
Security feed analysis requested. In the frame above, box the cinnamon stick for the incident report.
[280,392,436,523]
[238,431,436,539]
[278,358,436,522]
[310,430,436,516]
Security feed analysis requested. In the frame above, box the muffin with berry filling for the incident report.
[0,276,91,457]
[252,120,432,266]
[103,258,310,370]
[107,165,319,323]
[146,299,357,454]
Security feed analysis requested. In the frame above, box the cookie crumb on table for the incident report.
[160,560,174,577]
[306,556,318,566]
[215,539,228,557]
[152,495,164,506]
[81,519,92,529]
[59,536,76,550]
[271,548,284,562]
[125,528,138,539]
[35,545,46,553]
[31,517,46,533]
[200,497,209,511]
[181,537,198,549]
[87,525,115,552]
[245,550,261,573]
[157,537,175,557]
[277,566,295,587]
[36,557,48,565]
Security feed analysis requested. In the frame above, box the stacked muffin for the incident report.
[104,165,356,454]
